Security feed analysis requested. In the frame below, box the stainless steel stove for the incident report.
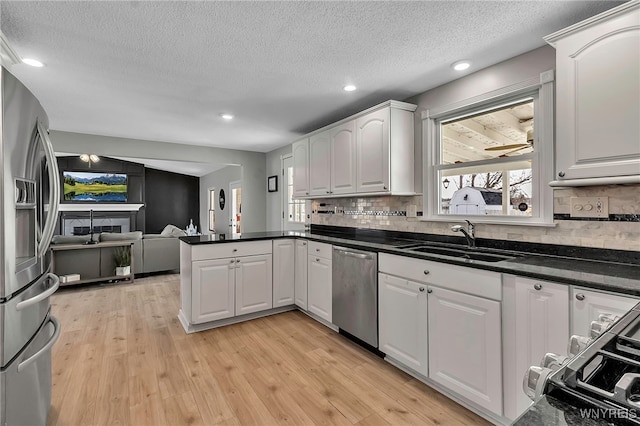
[527,303,640,424]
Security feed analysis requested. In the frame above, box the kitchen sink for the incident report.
[405,245,518,263]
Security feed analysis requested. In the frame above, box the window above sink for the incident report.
[422,71,555,227]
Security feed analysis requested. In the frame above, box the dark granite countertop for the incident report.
[180,227,640,297]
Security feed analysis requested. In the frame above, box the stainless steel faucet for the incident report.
[451,220,475,248]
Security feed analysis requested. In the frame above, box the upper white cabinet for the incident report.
[292,100,417,198]
[571,286,638,336]
[292,138,310,197]
[546,2,640,185]
[330,121,357,195]
[309,130,332,196]
[273,239,295,308]
[502,276,569,421]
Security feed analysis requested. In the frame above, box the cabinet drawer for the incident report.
[192,240,272,261]
[308,241,332,260]
[379,253,501,301]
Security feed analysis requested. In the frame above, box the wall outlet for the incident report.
[570,196,609,218]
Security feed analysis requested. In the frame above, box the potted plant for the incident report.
[114,246,131,276]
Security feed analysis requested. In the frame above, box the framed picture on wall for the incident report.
[268,175,278,192]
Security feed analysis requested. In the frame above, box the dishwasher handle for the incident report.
[333,246,375,260]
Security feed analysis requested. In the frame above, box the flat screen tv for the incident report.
[63,171,128,202]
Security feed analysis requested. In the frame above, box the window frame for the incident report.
[422,70,555,226]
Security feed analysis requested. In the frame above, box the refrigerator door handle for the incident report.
[36,121,60,259]
[15,273,59,311]
[17,316,60,372]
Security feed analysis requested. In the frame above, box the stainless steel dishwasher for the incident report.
[332,246,378,348]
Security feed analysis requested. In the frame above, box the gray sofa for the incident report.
[51,230,181,275]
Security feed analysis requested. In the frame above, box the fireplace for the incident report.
[62,215,131,236]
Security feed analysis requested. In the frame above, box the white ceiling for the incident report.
[1,1,623,160]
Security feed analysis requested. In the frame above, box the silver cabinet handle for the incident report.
[229,260,234,263]
[232,248,238,252]
[576,293,585,301]
[534,284,543,291]
[326,191,330,194]
[316,258,320,262]
[18,316,60,372]
[423,270,430,275]
[316,248,320,252]
[427,288,433,294]
[419,287,425,292]
[236,259,240,263]
[16,273,59,311]
[558,171,565,178]
[383,186,388,190]
[302,242,306,246]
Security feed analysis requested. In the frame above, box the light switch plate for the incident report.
[570,196,609,218]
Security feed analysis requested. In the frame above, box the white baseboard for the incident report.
[178,305,297,334]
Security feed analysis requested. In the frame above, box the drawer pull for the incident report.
[316,258,320,262]
[229,260,234,264]
[419,287,425,292]
[534,284,543,291]
[302,242,306,246]
[576,293,585,301]
[316,248,320,252]
[232,248,238,252]
[558,171,566,178]
[423,270,430,275]
[427,288,433,294]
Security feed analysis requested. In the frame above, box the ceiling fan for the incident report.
[484,126,534,157]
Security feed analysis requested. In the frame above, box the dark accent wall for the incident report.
[144,168,200,234]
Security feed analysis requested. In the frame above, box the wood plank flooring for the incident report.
[49,274,490,426]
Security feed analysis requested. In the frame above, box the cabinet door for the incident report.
[191,258,235,323]
[235,254,273,316]
[292,138,310,197]
[273,240,295,308]
[307,255,332,322]
[553,10,640,180]
[330,120,357,194]
[378,273,428,376]
[571,287,638,336]
[309,130,332,196]
[428,286,502,416]
[513,278,569,416]
[294,240,308,310]
[356,107,390,193]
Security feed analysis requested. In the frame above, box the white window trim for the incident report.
[281,154,306,230]
[422,70,556,227]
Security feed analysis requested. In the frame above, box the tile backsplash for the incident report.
[311,184,640,252]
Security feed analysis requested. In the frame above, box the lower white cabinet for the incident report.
[273,239,295,308]
[308,254,332,322]
[571,287,638,336]
[428,286,503,416]
[378,273,428,376]
[503,276,569,420]
[235,254,273,316]
[191,258,236,323]
[294,240,308,310]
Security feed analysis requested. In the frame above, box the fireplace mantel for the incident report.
[58,203,144,212]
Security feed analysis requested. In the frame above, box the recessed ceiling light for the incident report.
[343,85,357,92]
[221,114,234,120]
[452,60,470,71]
[22,58,44,67]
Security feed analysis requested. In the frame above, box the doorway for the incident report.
[230,180,241,236]
[282,155,306,231]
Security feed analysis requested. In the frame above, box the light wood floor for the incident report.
[49,274,490,426]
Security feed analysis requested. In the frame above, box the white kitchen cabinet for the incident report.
[292,138,310,197]
[308,130,332,196]
[294,239,308,310]
[378,273,428,376]
[291,100,417,198]
[307,241,332,323]
[330,120,357,195]
[571,286,638,337]
[546,2,640,185]
[235,254,273,316]
[428,286,503,416]
[191,258,236,323]
[272,239,295,308]
[502,276,569,420]
[356,103,416,194]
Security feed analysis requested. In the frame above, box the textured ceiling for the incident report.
[1,1,623,158]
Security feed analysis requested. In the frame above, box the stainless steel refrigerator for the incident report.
[0,66,61,425]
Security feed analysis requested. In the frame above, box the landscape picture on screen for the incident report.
[63,172,128,202]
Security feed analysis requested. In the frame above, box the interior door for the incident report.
[229,180,241,236]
